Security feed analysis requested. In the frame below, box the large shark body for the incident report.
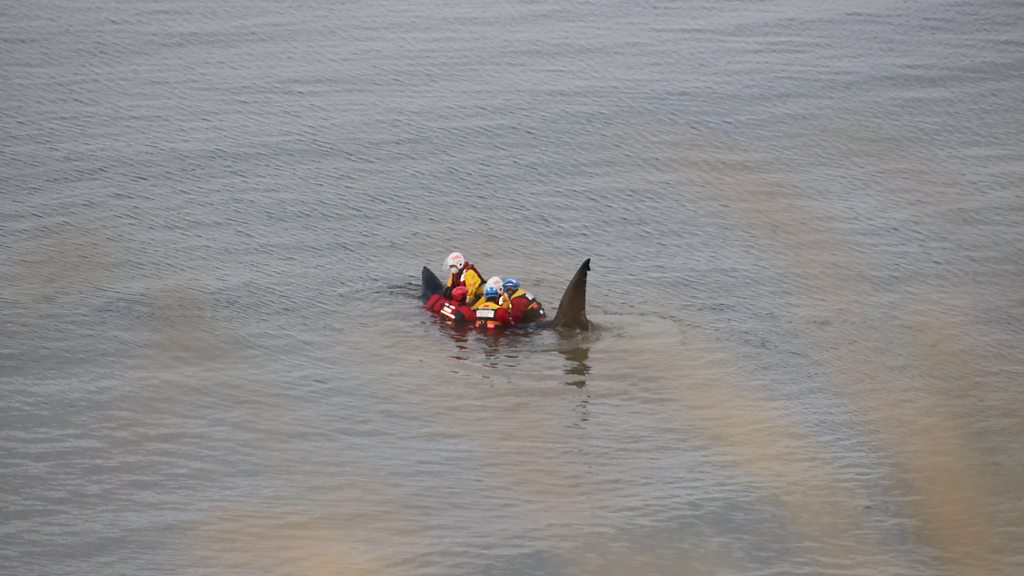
[421,259,592,330]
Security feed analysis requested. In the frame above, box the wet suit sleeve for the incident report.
[497,308,514,327]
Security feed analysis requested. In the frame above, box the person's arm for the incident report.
[498,308,515,327]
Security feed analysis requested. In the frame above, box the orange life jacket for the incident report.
[474,301,506,330]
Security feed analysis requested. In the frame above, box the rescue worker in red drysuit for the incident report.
[437,286,476,324]
[474,284,514,330]
[443,252,485,302]
[425,286,476,324]
[501,278,546,325]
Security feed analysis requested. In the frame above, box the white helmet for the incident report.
[484,276,503,294]
[445,252,466,274]
[484,276,503,300]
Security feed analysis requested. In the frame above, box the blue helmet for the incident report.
[484,285,501,299]
[502,278,521,293]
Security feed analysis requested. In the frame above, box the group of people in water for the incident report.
[424,251,546,330]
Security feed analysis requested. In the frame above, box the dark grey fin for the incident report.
[421,266,445,303]
[537,258,591,330]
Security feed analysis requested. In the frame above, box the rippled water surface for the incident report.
[3,1,1023,574]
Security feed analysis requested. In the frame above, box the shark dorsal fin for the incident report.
[539,258,591,330]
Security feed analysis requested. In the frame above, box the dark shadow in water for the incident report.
[560,341,590,388]
[482,331,507,368]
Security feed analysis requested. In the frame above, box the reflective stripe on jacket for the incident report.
[474,301,510,330]
[439,301,474,323]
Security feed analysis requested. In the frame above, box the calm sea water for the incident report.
[3,1,1022,574]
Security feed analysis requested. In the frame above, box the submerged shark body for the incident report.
[421,258,591,330]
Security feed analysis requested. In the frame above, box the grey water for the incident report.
[2,1,1023,574]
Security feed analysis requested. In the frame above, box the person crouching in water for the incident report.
[437,286,475,325]
[474,282,514,330]
[444,251,484,302]
[502,278,546,325]
[472,276,513,311]
[425,286,475,324]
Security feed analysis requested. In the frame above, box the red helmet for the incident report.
[451,286,469,302]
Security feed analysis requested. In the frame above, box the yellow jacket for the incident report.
[472,292,511,310]
[506,288,528,301]
[446,264,484,301]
